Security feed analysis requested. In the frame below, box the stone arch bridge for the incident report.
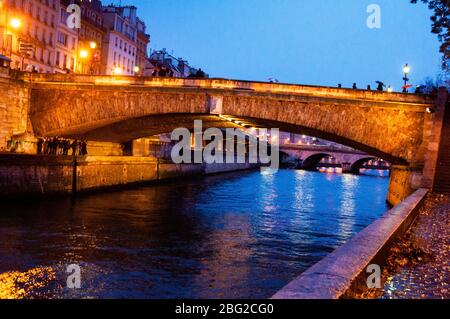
[279,144,384,174]
[1,72,447,205]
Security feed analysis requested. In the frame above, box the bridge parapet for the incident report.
[19,72,434,106]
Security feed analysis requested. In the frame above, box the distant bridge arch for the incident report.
[348,157,378,174]
[302,153,333,171]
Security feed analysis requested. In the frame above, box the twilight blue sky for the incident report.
[112,0,442,89]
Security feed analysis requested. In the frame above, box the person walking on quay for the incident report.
[81,141,88,156]
[63,139,71,156]
[48,137,56,155]
[36,138,44,155]
[71,140,79,156]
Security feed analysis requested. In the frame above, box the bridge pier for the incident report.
[341,162,358,174]
[387,165,423,206]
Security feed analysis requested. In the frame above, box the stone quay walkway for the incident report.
[377,194,449,299]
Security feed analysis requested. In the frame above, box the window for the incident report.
[57,32,67,46]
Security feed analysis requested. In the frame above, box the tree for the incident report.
[417,75,445,93]
[411,0,450,79]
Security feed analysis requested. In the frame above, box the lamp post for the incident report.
[133,65,140,76]
[79,49,89,74]
[402,64,410,93]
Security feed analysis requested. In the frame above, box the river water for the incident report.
[0,169,389,299]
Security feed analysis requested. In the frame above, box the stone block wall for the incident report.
[75,156,159,192]
[86,141,123,156]
[0,78,32,151]
[387,165,423,206]
[0,155,73,196]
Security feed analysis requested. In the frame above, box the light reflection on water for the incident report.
[0,169,389,299]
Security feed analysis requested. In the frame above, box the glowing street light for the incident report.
[113,67,122,75]
[79,49,89,59]
[387,86,393,93]
[133,65,140,74]
[403,64,411,75]
[10,18,22,30]
[89,41,97,50]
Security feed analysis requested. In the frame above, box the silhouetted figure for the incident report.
[352,83,357,89]
[50,137,57,155]
[367,85,371,91]
[158,67,168,77]
[376,81,385,91]
[81,141,88,156]
[63,139,71,156]
[71,140,78,156]
[415,85,425,94]
[195,68,206,78]
[37,138,44,155]
[338,84,342,88]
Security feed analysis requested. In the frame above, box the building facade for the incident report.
[56,0,78,73]
[1,1,149,76]
[77,0,105,74]
[135,16,149,75]
[147,48,207,78]
[1,0,61,73]
[102,5,144,75]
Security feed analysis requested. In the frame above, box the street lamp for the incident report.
[89,41,97,50]
[402,64,410,93]
[113,67,122,75]
[79,49,89,59]
[9,18,22,30]
[133,65,140,74]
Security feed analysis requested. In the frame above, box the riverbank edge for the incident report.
[0,154,260,198]
[271,188,429,299]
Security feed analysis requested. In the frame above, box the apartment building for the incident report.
[77,0,105,74]
[56,0,78,73]
[1,1,150,75]
[102,5,139,75]
[1,0,60,73]
[135,16,149,75]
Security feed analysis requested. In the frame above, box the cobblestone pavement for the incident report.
[379,194,449,299]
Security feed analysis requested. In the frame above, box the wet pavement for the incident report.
[377,194,449,299]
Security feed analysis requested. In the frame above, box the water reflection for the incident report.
[0,169,389,299]
[338,175,358,241]
[0,267,56,299]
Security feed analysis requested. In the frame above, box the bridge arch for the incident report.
[27,75,433,168]
[347,157,377,174]
[302,153,333,171]
[4,74,443,206]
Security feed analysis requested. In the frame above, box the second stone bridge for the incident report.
[279,144,384,174]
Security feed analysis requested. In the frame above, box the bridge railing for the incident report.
[20,72,434,106]
[280,143,367,154]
